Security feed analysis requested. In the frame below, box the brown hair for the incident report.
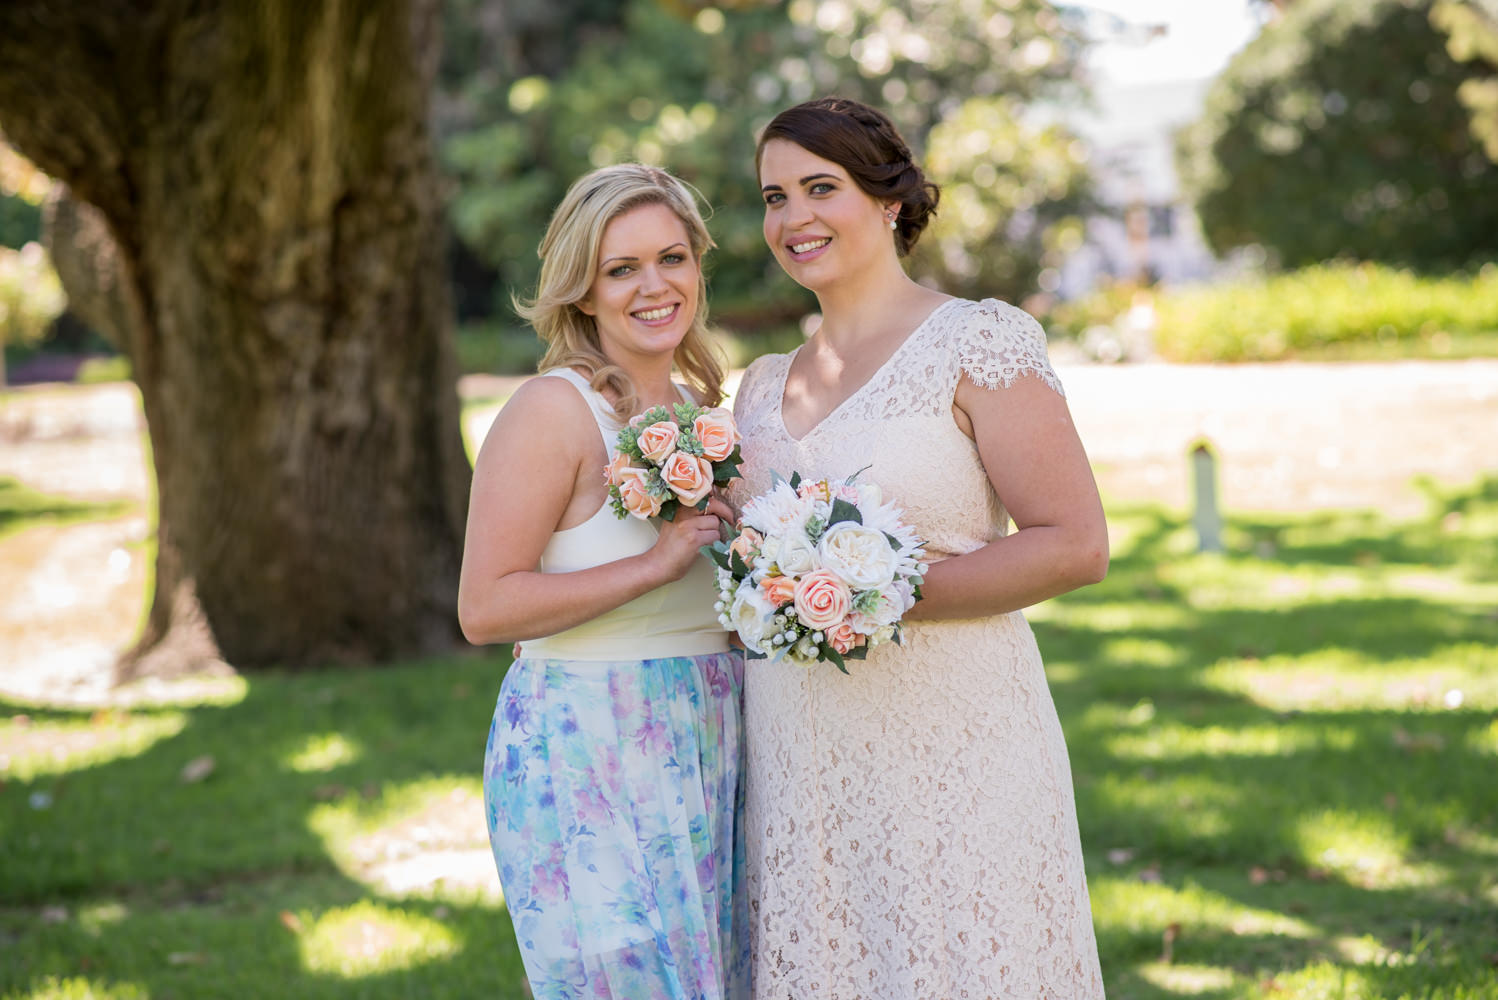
[756,97,940,256]
[514,164,725,418]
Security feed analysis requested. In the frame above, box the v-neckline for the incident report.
[775,297,961,444]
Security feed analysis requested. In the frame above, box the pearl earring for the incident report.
[887,214,897,230]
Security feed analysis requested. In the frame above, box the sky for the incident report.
[1073,0,1265,87]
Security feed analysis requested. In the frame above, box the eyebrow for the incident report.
[760,172,840,193]
[600,242,689,266]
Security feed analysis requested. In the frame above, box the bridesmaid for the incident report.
[731,98,1109,997]
[459,164,747,1000]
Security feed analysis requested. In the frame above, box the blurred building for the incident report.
[1057,76,1224,299]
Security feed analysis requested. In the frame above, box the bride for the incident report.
[730,97,1110,998]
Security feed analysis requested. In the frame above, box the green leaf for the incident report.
[883,531,902,550]
[707,545,731,571]
[828,498,862,525]
[658,503,678,522]
[712,460,741,481]
[789,470,802,491]
[845,644,870,661]
[729,549,750,578]
[823,645,850,675]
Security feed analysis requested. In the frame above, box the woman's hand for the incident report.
[648,496,734,581]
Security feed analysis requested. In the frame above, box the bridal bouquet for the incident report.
[606,403,742,521]
[709,471,927,673]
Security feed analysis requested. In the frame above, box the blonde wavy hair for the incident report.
[513,164,725,419]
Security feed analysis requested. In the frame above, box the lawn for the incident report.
[2,476,1495,999]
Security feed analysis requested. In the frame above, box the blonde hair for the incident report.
[514,164,725,419]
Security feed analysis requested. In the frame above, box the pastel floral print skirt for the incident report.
[484,651,748,1000]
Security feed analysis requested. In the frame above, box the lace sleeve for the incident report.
[956,299,1065,398]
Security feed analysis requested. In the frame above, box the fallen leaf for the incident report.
[279,910,303,933]
[1106,848,1136,866]
[1161,921,1181,964]
[1249,866,1269,885]
[312,784,347,802]
[167,952,207,965]
[40,905,68,924]
[180,755,215,783]
[1138,863,1162,884]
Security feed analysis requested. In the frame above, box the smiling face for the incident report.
[759,138,898,292]
[578,201,700,366]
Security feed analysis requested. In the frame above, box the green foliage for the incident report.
[452,321,545,375]
[0,193,41,249]
[1433,0,1498,160]
[0,137,48,250]
[915,96,1091,300]
[5,477,1498,996]
[0,241,65,349]
[1178,0,1498,269]
[441,0,1093,324]
[1144,262,1498,361]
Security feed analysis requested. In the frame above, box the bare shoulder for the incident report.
[504,372,593,415]
[475,373,596,468]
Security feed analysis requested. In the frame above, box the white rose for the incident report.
[890,577,916,612]
[818,523,899,591]
[728,583,776,655]
[775,531,819,576]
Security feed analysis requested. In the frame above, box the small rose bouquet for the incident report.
[606,403,743,521]
[708,471,927,673]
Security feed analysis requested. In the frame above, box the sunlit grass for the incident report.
[296,901,459,977]
[285,732,364,774]
[0,709,186,780]
[5,977,150,1000]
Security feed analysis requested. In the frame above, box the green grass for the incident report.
[3,477,1496,998]
[0,478,131,539]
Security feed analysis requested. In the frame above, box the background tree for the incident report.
[442,0,1093,334]
[1433,0,1498,160]
[1177,0,1498,269]
[0,1,471,675]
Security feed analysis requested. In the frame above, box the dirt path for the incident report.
[4,359,1497,703]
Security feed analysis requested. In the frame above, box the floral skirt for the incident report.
[483,651,748,1000]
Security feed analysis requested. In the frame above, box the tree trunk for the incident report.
[1,0,470,671]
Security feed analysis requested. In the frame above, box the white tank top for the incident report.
[519,368,729,661]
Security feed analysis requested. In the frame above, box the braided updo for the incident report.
[756,97,940,257]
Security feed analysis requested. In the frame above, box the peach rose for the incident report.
[605,450,637,487]
[662,452,713,505]
[797,480,831,503]
[728,526,762,564]
[792,568,852,631]
[636,420,680,463]
[617,469,663,519]
[827,622,859,655]
[758,574,797,607]
[693,408,740,461]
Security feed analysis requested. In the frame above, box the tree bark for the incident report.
[2,0,470,671]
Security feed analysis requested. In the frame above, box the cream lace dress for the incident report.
[729,297,1104,1000]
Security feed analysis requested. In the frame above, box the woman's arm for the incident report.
[906,374,1108,620]
[457,377,726,645]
